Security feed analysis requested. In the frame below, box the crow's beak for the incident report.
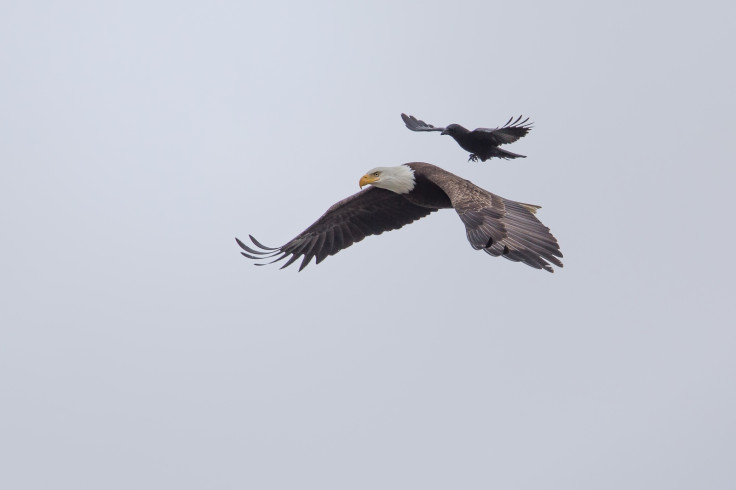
[440,130,448,135]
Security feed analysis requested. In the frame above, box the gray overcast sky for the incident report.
[1,1,735,489]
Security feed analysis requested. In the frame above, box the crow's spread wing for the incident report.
[401,113,445,132]
[475,115,533,145]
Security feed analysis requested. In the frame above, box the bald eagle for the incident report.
[401,113,532,161]
[237,162,563,272]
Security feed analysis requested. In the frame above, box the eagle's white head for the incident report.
[358,165,416,194]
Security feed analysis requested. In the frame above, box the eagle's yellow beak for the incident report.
[359,174,379,188]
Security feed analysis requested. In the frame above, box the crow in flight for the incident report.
[401,113,533,162]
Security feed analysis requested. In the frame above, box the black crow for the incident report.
[401,113,533,162]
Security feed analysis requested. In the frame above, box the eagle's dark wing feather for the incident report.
[475,115,533,145]
[401,113,445,132]
[417,164,562,272]
[482,198,563,271]
[458,195,562,272]
[237,187,437,271]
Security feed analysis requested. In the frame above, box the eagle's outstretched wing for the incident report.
[237,187,437,271]
[412,162,562,272]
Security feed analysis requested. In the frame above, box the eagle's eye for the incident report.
[373,172,380,177]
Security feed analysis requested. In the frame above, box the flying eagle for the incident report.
[236,162,563,272]
[401,113,533,161]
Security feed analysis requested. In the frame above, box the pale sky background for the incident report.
[1,1,735,489]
